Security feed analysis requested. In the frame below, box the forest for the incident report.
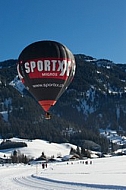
[1,56,126,153]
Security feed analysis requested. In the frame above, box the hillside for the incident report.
[0,55,126,152]
[55,55,126,130]
[0,137,77,160]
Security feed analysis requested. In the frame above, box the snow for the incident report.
[0,138,126,189]
[0,111,8,122]
[76,99,95,115]
[9,75,25,94]
[0,156,126,189]
[100,129,126,146]
[0,138,77,159]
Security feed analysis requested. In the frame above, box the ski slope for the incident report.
[0,156,126,190]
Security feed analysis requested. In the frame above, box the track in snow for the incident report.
[13,174,125,190]
[13,175,87,190]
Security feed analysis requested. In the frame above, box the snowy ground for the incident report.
[0,156,126,190]
[0,138,77,159]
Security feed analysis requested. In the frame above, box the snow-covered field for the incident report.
[0,138,126,189]
[0,138,77,159]
[0,156,126,190]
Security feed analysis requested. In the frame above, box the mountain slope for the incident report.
[0,55,126,149]
[54,55,126,131]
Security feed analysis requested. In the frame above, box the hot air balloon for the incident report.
[17,40,76,119]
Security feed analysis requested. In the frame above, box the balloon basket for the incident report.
[45,112,51,120]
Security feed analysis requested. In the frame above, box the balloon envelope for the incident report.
[17,40,76,112]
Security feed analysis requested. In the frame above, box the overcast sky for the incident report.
[0,0,126,63]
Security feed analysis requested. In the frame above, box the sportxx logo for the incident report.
[20,58,75,79]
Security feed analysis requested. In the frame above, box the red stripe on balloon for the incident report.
[38,100,56,112]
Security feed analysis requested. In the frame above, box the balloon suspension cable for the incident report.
[45,112,51,119]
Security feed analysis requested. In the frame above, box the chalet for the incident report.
[0,156,11,164]
[62,154,80,161]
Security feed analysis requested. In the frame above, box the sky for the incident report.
[0,0,126,64]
